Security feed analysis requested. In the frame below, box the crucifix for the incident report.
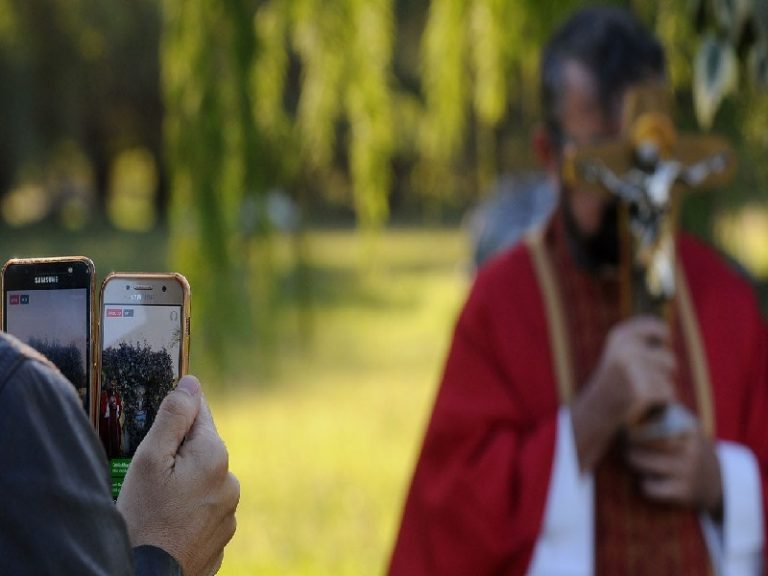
[561,86,737,438]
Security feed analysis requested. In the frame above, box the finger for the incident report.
[630,435,689,455]
[208,552,224,576]
[639,475,686,503]
[626,448,680,476]
[627,434,687,453]
[188,393,219,438]
[639,347,677,375]
[177,396,230,479]
[180,395,222,456]
[225,472,241,513]
[139,375,202,458]
[627,352,676,387]
[633,364,676,397]
[637,368,676,398]
[202,508,237,576]
[626,382,676,425]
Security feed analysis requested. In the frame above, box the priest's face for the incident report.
[554,60,625,268]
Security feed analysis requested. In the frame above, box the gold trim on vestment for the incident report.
[676,264,715,438]
[525,230,575,404]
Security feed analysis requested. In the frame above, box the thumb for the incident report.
[141,375,202,457]
[183,392,219,445]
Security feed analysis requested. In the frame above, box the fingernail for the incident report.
[176,376,201,397]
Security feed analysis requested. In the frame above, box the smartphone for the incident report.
[2,257,96,421]
[98,272,190,499]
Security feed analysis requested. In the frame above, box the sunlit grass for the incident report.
[211,228,469,575]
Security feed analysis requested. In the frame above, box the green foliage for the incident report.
[275,0,394,228]
[643,0,768,218]
[163,0,396,366]
[0,0,163,219]
[647,0,698,90]
[415,0,468,206]
[665,0,768,127]
[694,33,739,127]
[346,0,394,228]
[0,0,18,46]
[163,0,262,363]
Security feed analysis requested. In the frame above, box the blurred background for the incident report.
[1,0,767,573]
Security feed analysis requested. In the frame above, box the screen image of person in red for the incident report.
[99,384,123,459]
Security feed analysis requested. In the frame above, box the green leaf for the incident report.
[693,35,739,128]
[687,0,706,31]
[713,0,752,43]
[753,0,768,37]
[749,39,768,88]
[0,0,18,46]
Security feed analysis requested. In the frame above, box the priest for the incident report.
[389,6,767,575]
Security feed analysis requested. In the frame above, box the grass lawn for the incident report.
[213,229,470,574]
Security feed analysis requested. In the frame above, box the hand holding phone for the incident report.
[117,375,239,576]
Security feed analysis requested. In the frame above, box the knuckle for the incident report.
[128,448,158,476]
[226,473,241,508]
[211,440,230,475]
[216,516,237,549]
[199,435,229,477]
[227,514,237,541]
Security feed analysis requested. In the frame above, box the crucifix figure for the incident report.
[563,86,736,317]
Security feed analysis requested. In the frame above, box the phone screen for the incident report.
[2,259,93,415]
[99,275,188,498]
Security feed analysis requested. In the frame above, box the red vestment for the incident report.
[99,390,123,459]
[389,213,768,575]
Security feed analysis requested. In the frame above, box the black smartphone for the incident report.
[1,257,96,422]
[98,272,190,499]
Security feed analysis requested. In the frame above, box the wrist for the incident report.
[571,378,624,471]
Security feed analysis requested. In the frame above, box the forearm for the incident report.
[570,380,623,472]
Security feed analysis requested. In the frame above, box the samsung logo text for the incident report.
[34,276,58,284]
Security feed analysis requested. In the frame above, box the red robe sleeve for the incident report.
[389,245,563,575]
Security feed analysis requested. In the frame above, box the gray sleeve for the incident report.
[133,546,182,576]
[0,356,134,576]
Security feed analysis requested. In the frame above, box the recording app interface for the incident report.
[100,302,182,498]
[5,288,90,412]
